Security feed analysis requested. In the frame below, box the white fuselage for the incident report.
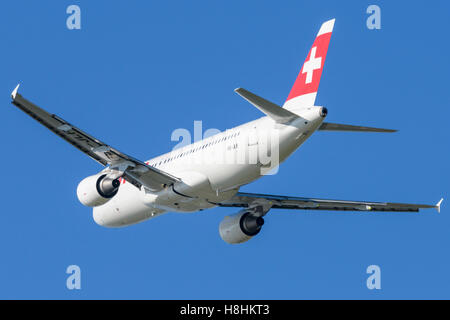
[93,106,325,227]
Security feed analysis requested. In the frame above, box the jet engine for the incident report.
[219,210,265,244]
[77,174,120,207]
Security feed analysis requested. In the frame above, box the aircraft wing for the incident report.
[217,192,442,213]
[10,85,180,191]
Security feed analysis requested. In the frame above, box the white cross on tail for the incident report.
[302,46,322,84]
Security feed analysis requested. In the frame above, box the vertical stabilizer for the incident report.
[283,19,335,110]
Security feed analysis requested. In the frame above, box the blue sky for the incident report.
[0,1,449,299]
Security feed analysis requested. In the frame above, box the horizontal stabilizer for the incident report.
[319,122,397,133]
[235,88,298,123]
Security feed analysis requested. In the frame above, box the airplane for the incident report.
[10,19,443,244]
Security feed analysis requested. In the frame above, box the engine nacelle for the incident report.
[77,174,120,207]
[219,210,265,244]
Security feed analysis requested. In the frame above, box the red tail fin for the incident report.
[283,19,335,110]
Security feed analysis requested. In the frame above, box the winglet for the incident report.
[436,198,444,213]
[11,84,20,99]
